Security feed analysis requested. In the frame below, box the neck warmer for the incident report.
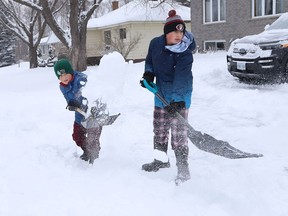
[165,31,194,53]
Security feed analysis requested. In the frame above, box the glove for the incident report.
[66,100,81,111]
[78,76,87,88]
[165,101,185,116]
[140,71,155,88]
[81,104,88,113]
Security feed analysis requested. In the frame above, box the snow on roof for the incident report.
[47,32,60,44]
[88,1,191,29]
[40,32,60,45]
[40,36,49,45]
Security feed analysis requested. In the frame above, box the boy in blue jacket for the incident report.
[54,59,102,164]
[140,10,196,183]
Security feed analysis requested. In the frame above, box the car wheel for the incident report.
[284,60,288,82]
[280,59,288,83]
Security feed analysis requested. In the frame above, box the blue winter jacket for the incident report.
[60,71,88,124]
[145,33,195,108]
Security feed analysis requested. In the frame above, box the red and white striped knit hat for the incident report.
[164,10,186,35]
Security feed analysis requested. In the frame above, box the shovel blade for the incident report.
[187,130,263,159]
[81,113,120,129]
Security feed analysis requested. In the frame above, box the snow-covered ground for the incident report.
[0,52,287,216]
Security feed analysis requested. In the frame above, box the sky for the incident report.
[0,51,288,216]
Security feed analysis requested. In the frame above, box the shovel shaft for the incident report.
[143,80,263,159]
[76,108,87,117]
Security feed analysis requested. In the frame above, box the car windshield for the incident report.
[266,13,288,30]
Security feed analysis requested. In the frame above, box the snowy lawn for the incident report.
[0,52,287,216]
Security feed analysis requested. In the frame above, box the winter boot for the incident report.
[174,145,190,185]
[142,142,170,172]
[87,147,100,164]
[79,143,99,164]
[80,147,89,161]
[142,159,170,172]
[80,151,89,161]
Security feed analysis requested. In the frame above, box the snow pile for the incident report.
[0,52,288,216]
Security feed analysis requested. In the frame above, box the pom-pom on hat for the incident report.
[54,58,74,79]
[164,9,186,35]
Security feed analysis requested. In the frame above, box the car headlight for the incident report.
[259,40,288,50]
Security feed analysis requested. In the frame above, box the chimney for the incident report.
[112,1,119,10]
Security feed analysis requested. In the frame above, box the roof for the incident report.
[40,36,49,45]
[40,32,60,45]
[87,1,191,29]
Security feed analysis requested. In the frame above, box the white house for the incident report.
[86,0,191,64]
[39,32,60,59]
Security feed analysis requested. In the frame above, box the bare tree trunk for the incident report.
[39,0,69,48]
[70,39,87,72]
[70,25,88,71]
[11,0,102,71]
[0,1,47,69]
[29,46,38,68]
[69,0,88,71]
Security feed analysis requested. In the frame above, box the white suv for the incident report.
[227,13,288,83]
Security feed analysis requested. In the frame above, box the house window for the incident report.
[204,40,225,51]
[104,30,111,50]
[41,45,47,55]
[253,0,285,17]
[276,0,285,13]
[104,30,111,45]
[119,28,126,39]
[204,0,226,23]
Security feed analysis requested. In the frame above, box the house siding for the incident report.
[127,22,163,60]
[86,30,102,58]
[86,21,191,63]
[191,0,288,52]
[86,23,164,62]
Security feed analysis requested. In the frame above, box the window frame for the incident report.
[252,0,285,18]
[203,0,226,24]
[104,30,111,45]
[104,30,111,50]
[119,28,126,40]
[204,40,226,51]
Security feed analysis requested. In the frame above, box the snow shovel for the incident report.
[75,99,120,129]
[142,80,263,159]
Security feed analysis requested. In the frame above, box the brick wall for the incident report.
[190,0,288,52]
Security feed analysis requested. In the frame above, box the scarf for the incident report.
[165,31,194,53]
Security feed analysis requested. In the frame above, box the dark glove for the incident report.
[66,100,81,111]
[140,71,155,88]
[165,101,185,116]
[81,105,88,113]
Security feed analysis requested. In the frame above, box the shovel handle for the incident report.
[143,79,158,94]
[143,79,169,107]
[76,108,87,117]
